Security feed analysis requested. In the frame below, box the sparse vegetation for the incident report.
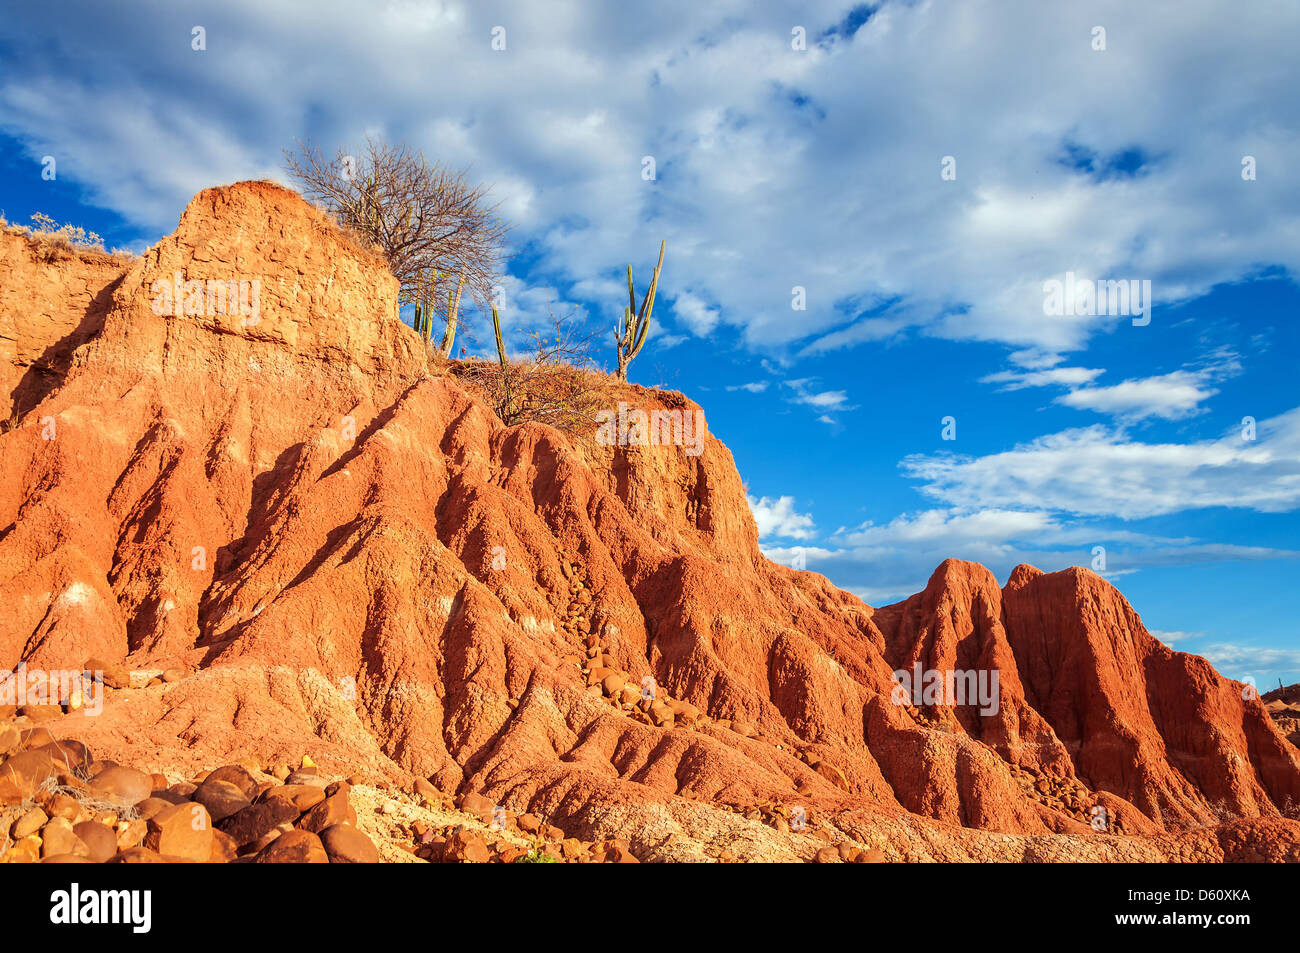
[411,269,465,358]
[284,137,508,350]
[1,211,134,262]
[513,825,559,863]
[614,241,665,382]
[453,304,603,435]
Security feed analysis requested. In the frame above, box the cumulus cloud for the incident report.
[671,291,721,336]
[1199,644,1300,679]
[900,406,1300,520]
[783,377,853,413]
[1054,369,1218,420]
[763,500,1298,607]
[981,349,1243,421]
[1,0,1297,360]
[1149,630,1201,648]
[747,494,816,540]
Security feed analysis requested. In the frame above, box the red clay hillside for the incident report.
[2,181,1298,863]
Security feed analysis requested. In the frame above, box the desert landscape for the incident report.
[2,180,1298,865]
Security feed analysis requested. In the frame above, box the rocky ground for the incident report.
[2,694,888,863]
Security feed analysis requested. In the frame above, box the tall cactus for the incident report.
[492,306,516,422]
[616,240,665,382]
[438,271,465,358]
[413,269,439,345]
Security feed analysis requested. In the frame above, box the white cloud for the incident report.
[671,291,720,336]
[776,505,1298,606]
[1007,350,1066,371]
[1055,369,1217,420]
[783,378,853,413]
[1149,630,1201,648]
[1199,644,1300,679]
[901,406,1300,520]
[747,495,816,540]
[1,1,1296,359]
[982,349,1243,420]
[981,366,1105,392]
[726,381,769,393]
[841,509,1057,546]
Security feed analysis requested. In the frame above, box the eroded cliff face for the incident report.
[2,181,1297,861]
[0,230,128,420]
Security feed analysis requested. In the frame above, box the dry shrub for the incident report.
[453,308,603,437]
[3,211,135,263]
[284,137,508,315]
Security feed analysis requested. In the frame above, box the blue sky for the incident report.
[1,1,1297,684]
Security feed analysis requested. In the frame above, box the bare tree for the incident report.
[284,137,508,337]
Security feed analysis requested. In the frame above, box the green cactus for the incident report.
[438,271,464,358]
[492,305,516,422]
[413,269,439,344]
[492,305,508,368]
[616,240,664,382]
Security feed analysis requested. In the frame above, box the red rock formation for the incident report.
[0,230,127,420]
[2,181,1297,860]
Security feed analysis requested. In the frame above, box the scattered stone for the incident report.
[443,829,489,863]
[1,750,59,800]
[319,823,379,863]
[144,803,214,862]
[115,819,148,850]
[193,778,252,822]
[19,704,63,722]
[218,799,300,847]
[83,657,131,690]
[6,835,43,863]
[412,777,438,800]
[110,847,167,863]
[202,764,261,799]
[298,790,356,833]
[262,783,326,812]
[284,771,328,787]
[210,829,238,863]
[43,792,82,822]
[255,828,328,863]
[457,791,496,822]
[12,807,49,839]
[73,821,118,862]
[134,797,174,821]
[88,765,153,807]
[35,739,92,773]
[41,817,89,858]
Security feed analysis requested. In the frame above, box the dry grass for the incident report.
[1,211,136,264]
[449,306,606,437]
[33,774,141,821]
